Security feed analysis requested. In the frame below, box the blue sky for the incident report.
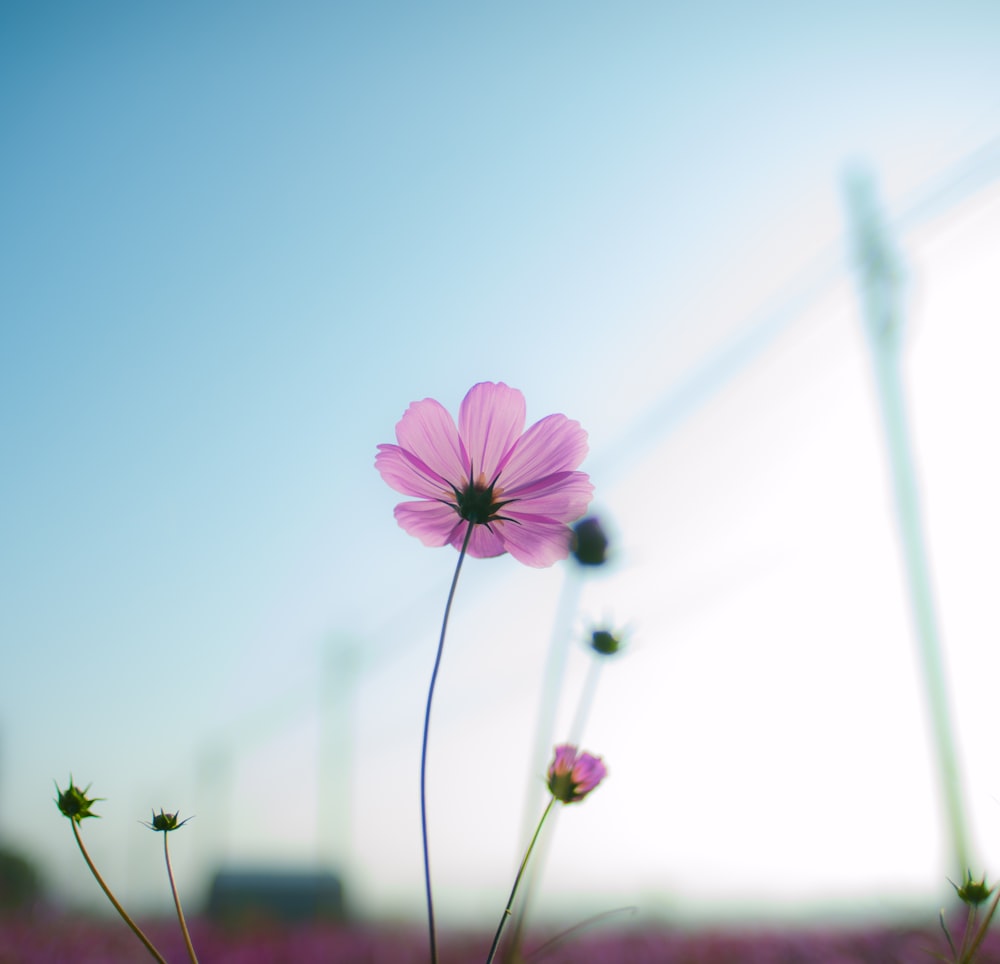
[3,0,1000,928]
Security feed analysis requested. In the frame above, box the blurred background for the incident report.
[2,0,999,935]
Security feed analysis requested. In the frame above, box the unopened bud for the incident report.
[54,777,103,824]
[571,517,609,567]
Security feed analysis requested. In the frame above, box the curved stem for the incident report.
[520,906,638,962]
[510,650,602,960]
[164,832,199,963]
[421,522,473,964]
[70,822,168,964]
[486,798,555,964]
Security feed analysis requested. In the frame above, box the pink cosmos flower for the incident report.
[546,744,607,804]
[375,382,593,568]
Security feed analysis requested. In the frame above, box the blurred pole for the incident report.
[506,572,583,962]
[518,575,582,849]
[195,743,234,884]
[318,636,359,875]
[846,171,971,876]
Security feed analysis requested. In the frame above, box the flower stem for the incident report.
[509,644,602,960]
[506,577,579,963]
[421,522,474,964]
[961,888,1000,963]
[486,798,555,964]
[163,831,199,963]
[70,821,168,964]
[957,904,977,962]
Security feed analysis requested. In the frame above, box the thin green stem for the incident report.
[421,522,474,964]
[961,889,1000,963]
[521,906,638,962]
[508,653,603,961]
[486,798,556,964]
[163,832,199,963]
[70,822,168,964]
[941,911,959,961]
[507,577,581,964]
[957,904,977,962]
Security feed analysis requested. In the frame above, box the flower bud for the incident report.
[144,809,192,832]
[570,517,609,567]
[951,870,994,906]
[54,777,103,823]
[589,628,624,656]
[546,744,607,804]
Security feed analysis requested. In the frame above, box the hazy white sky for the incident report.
[2,0,999,929]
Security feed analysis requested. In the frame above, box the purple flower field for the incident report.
[2,914,998,964]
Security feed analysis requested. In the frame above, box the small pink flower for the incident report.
[375,382,593,567]
[546,744,607,804]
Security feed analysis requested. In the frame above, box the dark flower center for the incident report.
[450,467,518,527]
[455,482,498,524]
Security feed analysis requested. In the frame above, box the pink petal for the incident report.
[458,382,526,483]
[394,398,468,488]
[375,444,453,500]
[499,414,588,492]
[494,517,574,567]
[454,521,507,559]
[573,754,607,792]
[550,745,578,777]
[504,471,594,523]
[394,500,463,547]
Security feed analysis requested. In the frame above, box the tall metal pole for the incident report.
[845,171,971,876]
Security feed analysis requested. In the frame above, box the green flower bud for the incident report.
[571,517,609,567]
[143,809,192,832]
[54,777,103,824]
[589,628,624,656]
[951,870,994,906]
